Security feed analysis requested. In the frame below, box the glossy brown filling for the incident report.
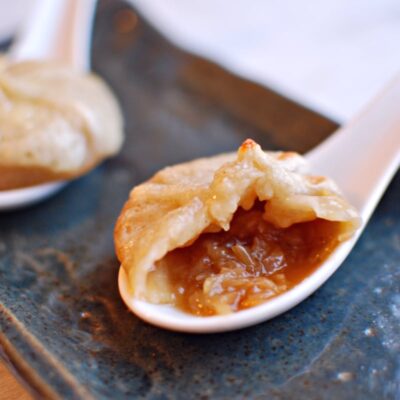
[158,202,341,316]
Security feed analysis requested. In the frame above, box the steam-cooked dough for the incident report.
[0,57,123,189]
[115,140,360,305]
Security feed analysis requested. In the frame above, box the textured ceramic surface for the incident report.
[1,1,399,399]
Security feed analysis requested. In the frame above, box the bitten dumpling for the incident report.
[115,140,360,315]
[0,57,123,189]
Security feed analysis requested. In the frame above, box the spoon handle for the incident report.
[306,75,400,223]
[10,0,97,71]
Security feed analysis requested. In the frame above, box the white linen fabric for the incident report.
[129,0,400,122]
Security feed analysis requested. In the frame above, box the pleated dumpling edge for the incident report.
[114,139,361,304]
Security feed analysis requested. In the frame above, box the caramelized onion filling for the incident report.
[156,202,341,316]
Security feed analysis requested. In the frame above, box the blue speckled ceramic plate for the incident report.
[1,1,399,398]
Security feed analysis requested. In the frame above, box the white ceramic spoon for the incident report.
[0,0,96,211]
[119,74,400,333]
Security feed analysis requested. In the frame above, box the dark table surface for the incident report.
[0,1,399,399]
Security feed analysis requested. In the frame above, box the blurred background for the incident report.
[1,0,400,122]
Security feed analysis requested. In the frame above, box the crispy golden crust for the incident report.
[114,139,360,302]
[0,57,124,189]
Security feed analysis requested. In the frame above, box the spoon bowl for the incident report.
[0,0,96,211]
[0,182,66,212]
[119,236,359,333]
[119,74,400,333]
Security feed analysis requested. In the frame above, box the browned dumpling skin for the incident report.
[114,139,360,315]
[0,57,124,189]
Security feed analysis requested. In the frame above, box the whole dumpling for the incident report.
[115,139,360,315]
[0,57,123,189]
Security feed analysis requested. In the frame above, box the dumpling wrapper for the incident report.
[0,57,123,189]
[115,139,360,303]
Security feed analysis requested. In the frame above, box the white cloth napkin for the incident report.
[129,0,400,122]
[2,0,400,122]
